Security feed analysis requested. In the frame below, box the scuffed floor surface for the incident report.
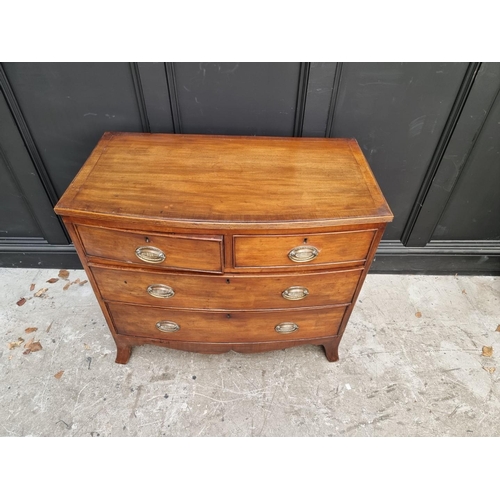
[1,268,499,437]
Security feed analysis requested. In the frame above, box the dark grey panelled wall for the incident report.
[174,63,303,136]
[3,63,145,198]
[434,87,500,241]
[0,62,498,273]
[329,63,468,241]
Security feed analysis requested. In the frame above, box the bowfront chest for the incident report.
[54,132,393,364]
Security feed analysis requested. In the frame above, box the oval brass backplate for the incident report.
[155,320,180,333]
[288,245,319,263]
[147,284,175,299]
[135,246,166,263]
[282,286,309,301]
[275,322,299,334]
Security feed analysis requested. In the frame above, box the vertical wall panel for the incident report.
[137,63,174,133]
[403,63,499,246]
[0,83,67,243]
[330,62,468,240]
[0,154,41,237]
[174,63,301,136]
[3,63,145,197]
[302,62,338,137]
[433,91,500,240]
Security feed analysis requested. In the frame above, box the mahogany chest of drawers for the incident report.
[54,132,393,364]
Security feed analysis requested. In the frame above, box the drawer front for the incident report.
[233,230,375,269]
[108,302,346,342]
[77,225,222,272]
[92,266,362,309]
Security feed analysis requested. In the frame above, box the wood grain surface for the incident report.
[233,230,375,268]
[76,224,223,273]
[54,133,393,229]
[90,265,362,310]
[108,302,346,343]
[54,132,392,363]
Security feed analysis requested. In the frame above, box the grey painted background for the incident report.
[0,62,498,273]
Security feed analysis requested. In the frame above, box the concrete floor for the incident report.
[1,268,499,437]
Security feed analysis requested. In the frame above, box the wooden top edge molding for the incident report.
[55,132,393,228]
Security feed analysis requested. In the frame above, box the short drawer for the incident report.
[233,230,375,269]
[91,266,362,309]
[76,225,222,273]
[108,302,346,343]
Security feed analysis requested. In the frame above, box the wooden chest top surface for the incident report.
[54,132,393,228]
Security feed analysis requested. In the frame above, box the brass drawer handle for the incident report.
[135,246,166,263]
[282,286,309,301]
[288,245,319,263]
[147,284,175,299]
[275,322,299,334]
[156,320,180,333]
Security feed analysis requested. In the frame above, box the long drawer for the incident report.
[108,302,346,343]
[76,225,223,273]
[233,230,375,269]
[91,265,362,310]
